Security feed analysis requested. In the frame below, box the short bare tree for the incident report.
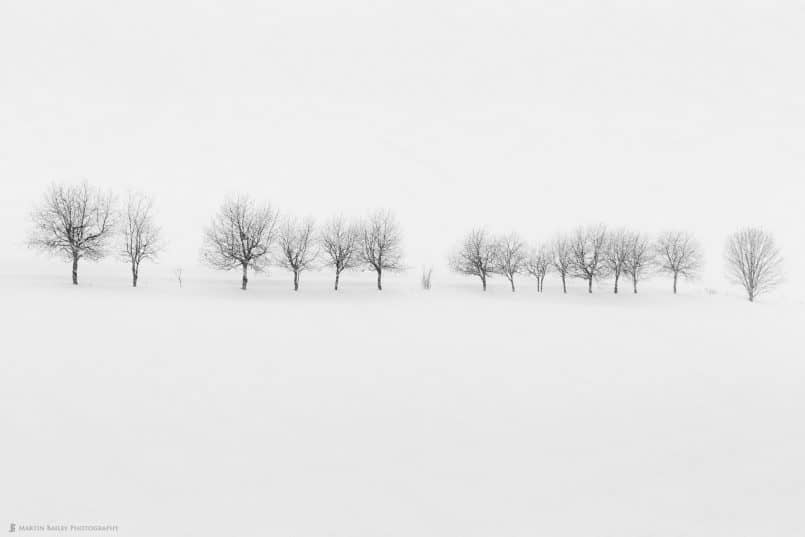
[725,227,783,302]
[525,245,551,293]
[201,195,279,290]
[361,210,404,291]
[550,235,573,294]
[120,191,162,287]
[604,229,632,294]
[449,228,498,291]
[569,224,609,293]
[28,181,115,285]
[623,232,654,294]
[494,233,527,292]
[656,231,702,294]
[277,216,317,291]
[319,215,362,291]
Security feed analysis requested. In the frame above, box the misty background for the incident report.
[1,1,803,297]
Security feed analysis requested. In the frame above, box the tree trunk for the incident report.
[293,271,299,291]
[633,275,638,294]
[71,254,79,285]
[132,263,138,288]
[588,277,593,294]
[241,263,248,290]
[561,274,567,294]
[673,272,678,294]
[334,270,340,291]
[614,272,619,294]
[510,277,515,292]
[481,274,487,291]
[376,269,382,291]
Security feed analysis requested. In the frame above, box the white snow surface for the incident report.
[1,271,803,536]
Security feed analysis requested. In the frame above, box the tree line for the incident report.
[27,182,403,291]
[28,181,783,302]
[449,224,783,301]
[199,195,403,291]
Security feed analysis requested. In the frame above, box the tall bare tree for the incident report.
[725,227,783,302]
[361,210,404,291]
[494,233,527,292]
[120,192,161,287]
[623,232,654,294]
[449,228,498,291]
[551,234,573,294]
[319,215,362,291]
[604,229,631,294]
[525,245,551,293]
[201,195,279,290]
[656,231,702,294]
[28,181,115,285]
[277,217,317,291]
[569,224,609,293]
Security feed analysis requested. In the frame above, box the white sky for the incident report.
[1,1,804,295]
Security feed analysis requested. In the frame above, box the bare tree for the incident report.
[319,215,362,291]
[569,224,609,293]
[361,210,404,291]
[201,195,279,290]
[551,235,573,294]
[656,231,702,294]
[494,233,527,292]
[525,245,551,293]
[725,227,783,302]
[604,229,631,294]
[120,192,161,287]
[174,267,183,289]
[28,181,115,285]
[623,232,654,294]
[277,217,317,291]
[449,228,498,291]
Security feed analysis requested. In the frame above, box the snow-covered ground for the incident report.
[1,270,803,536]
